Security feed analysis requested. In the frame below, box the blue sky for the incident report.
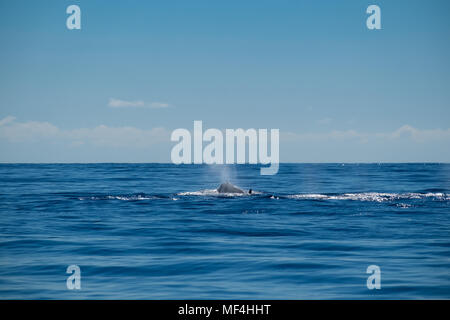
[0,0,449,162]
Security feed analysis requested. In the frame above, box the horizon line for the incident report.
[0,162,448,165]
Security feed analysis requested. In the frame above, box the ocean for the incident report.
[0,163,449,299]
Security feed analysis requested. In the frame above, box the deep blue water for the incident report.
[0,163,449,299]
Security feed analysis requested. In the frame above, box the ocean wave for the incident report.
[78,194,164,201]
[286,192,449,202]
[77,191,448,202]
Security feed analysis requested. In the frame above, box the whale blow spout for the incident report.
[217,182,244,194]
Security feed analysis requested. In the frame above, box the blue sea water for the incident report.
[0,163,449,299]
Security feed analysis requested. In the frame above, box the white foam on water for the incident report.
[78,191,448,202]
[78,195,155,201]
[177,189,219,196]
[287,192,448,202]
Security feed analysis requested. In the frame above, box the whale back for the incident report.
[217,182,244,194]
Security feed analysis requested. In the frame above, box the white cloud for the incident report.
[1,116,449,163]
[0,116,16,126]
[68,125,168,147]
[381,125,450,142]
[0,117,59,142]
[0,116,169,147]
[282,125,450,143]
[2,116,449,148]
[108,98,169,109]
[108,98,145,108]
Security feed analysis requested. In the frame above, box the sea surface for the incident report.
[0,163,449,299]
